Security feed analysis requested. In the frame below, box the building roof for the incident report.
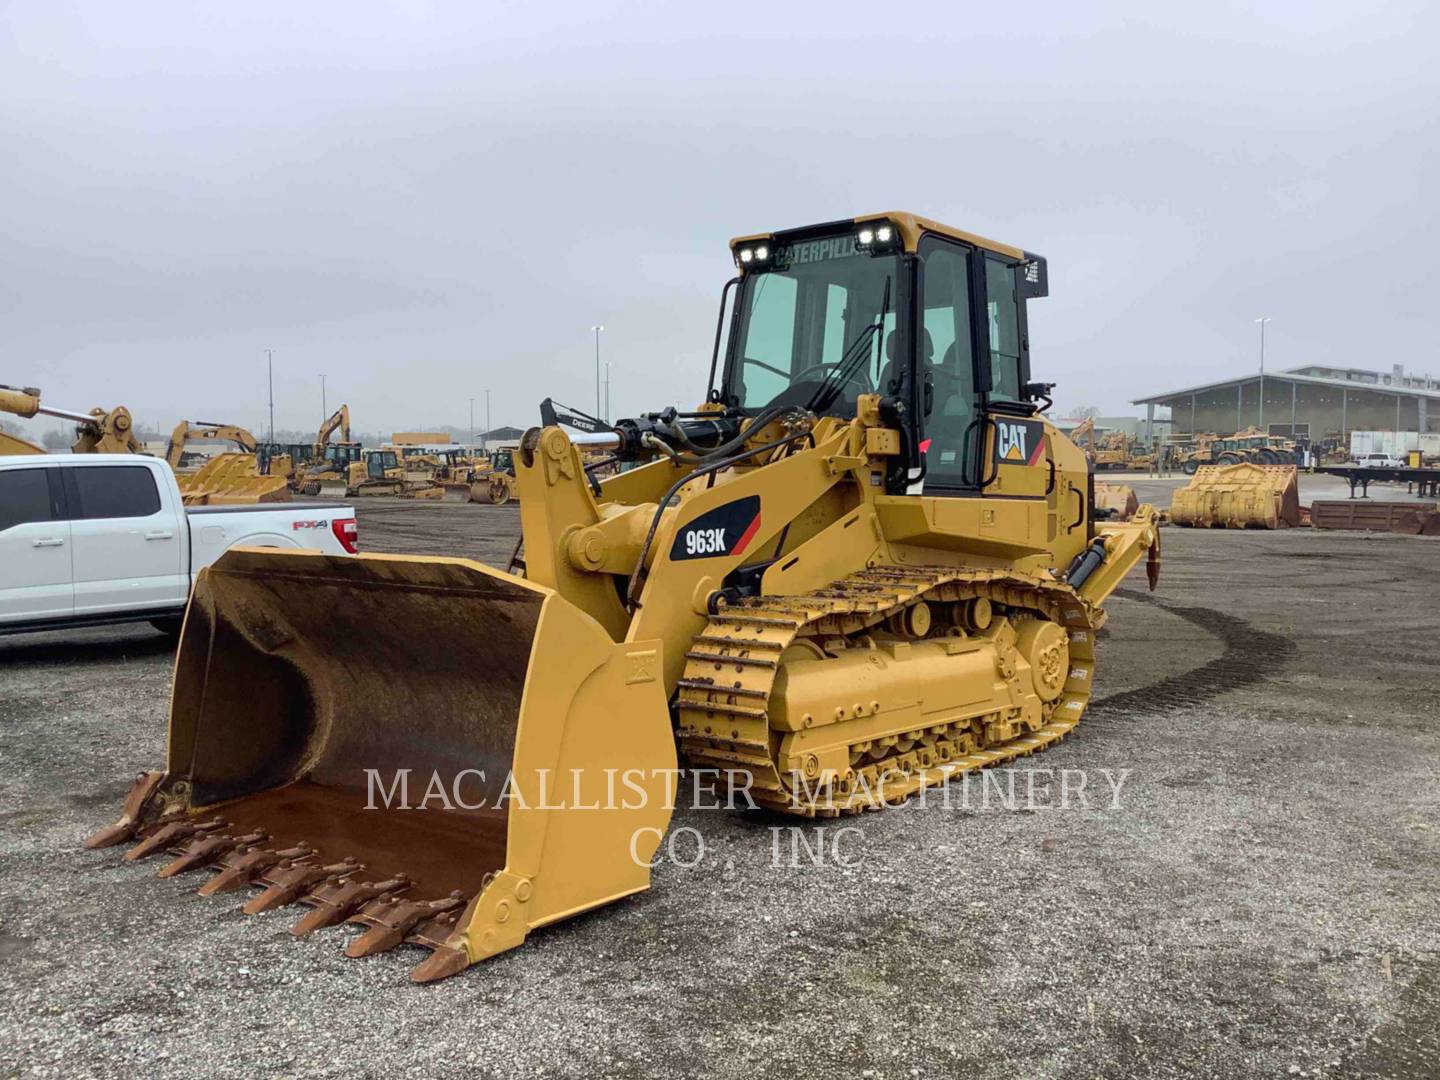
[1132,367,1440,406]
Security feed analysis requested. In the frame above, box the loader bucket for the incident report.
[177,454,291,506]
[89,548,675,981]
[1169,463,1299,529]
[1093,481,1138,522]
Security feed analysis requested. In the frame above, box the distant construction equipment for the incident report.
[166,420,290,505]
[1170,429,1299,474]
[291,405,363,494]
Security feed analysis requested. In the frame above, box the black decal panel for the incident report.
[992,419,1046,467]
[669,495,762,561]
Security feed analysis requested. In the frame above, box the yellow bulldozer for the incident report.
[0,383,142,454]
[165,420,291,505]
[315,447,413,498]
[88,213,1161,983]
[294,406,364,495]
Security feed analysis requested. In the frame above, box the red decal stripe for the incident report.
[730,513,762,557]
[1027,438,1045,466]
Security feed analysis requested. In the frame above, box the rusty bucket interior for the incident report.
[91,548,676,981]
[167,551,539,895]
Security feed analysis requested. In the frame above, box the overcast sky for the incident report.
[2,1,1436,439]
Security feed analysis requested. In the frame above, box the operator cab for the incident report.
[323,443,362,466]
[717,213,1048,493]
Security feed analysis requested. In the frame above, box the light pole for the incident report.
[320,374,328,423]
[591,325,604,417]
[468,397,475,456]
[484,389,491,453]
[1254,316,1270,431]
[604,361,612,424]
[266,349,274,443]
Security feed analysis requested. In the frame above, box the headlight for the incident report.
[854,221,898,254]
[734,243,775,268]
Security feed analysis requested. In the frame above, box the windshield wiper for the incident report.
[807,275,891,415]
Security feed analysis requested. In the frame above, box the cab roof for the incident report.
[729,211,1034,262]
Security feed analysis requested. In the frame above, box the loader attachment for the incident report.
[88,548,675,982]
[1093,481,1139,522]
[1170,463,1300,529]
[176,453,291,506]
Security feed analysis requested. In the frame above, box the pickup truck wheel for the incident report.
[149,616,184,639]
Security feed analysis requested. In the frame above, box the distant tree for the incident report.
[41,427,72,449]
[1071,405,1101,420]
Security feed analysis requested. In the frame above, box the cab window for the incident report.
[919,241,978,488]
[985,257,1022,401]
[728,240,898,415]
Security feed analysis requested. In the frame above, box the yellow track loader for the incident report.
[89,213,1161,983]
[0,383,141,454]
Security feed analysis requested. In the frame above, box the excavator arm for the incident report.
[315,404,351,454]
[166,421,260,468]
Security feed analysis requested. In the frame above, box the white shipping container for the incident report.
[1350,430,1420,457]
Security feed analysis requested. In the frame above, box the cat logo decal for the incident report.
[993,420,1046,466]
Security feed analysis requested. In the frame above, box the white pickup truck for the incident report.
[0,453,357,636]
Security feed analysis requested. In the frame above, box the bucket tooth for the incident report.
[85,772,165,849]
[158,830,266,879]
[345,892,466,958]
[411,944,471,984]
[291,875,408,937]
[243,858,363,915]
[124,818,227,862]
[406,909,464,951]
[198,844,313,897]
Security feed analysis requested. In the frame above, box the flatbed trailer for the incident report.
[1315,465,1440,499]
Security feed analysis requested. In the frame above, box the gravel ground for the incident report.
[1,488,1437,1079]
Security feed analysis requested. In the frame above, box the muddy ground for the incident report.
[1,479,1437,1079]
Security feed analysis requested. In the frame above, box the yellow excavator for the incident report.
[89,213,1160,983]
[0,383,142,454]
[165,420,291,505]
[295,406,363,494]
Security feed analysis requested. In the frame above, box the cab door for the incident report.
[0,464,73,624]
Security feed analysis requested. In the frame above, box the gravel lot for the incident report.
[1,480,1437,1079]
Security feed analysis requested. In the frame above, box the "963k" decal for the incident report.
[670,495,762,561]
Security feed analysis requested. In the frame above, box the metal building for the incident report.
[1133,364,1439,443]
